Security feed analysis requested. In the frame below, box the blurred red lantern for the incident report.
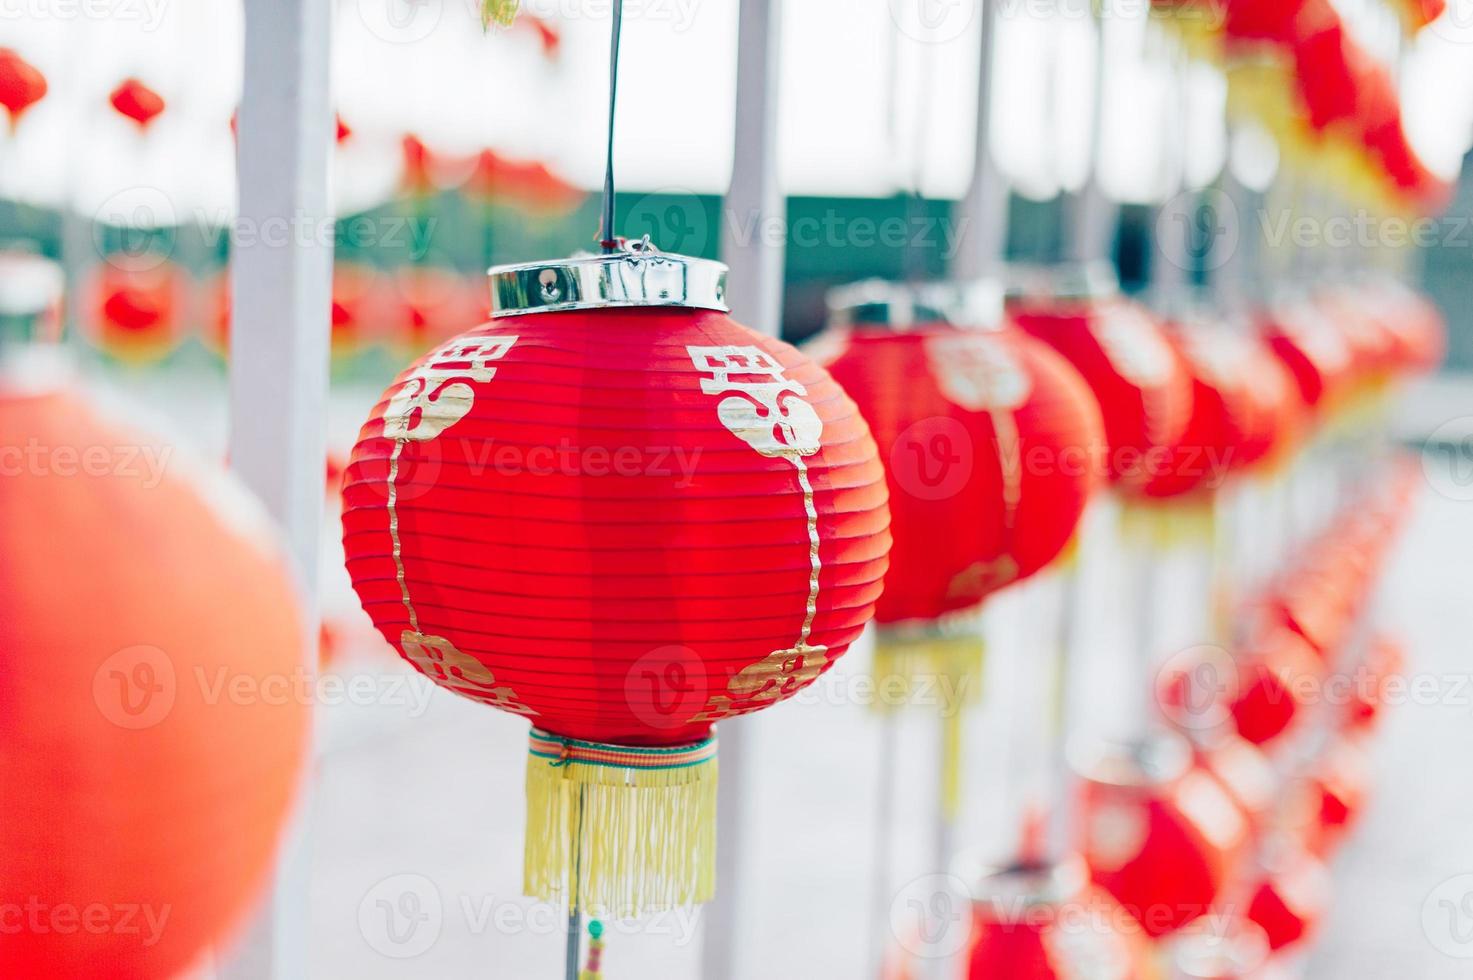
[0,372,309,978]
[331,262,391,353]
[1345,634,1403,734]
[109,77,166,130]
[1300,738,1371,856]
[464,148,585,214]
[1399,0,1447,30]
[342,248,890,913]
[513,12,562,57]
[200,270,231,354]
[86,259,185,363]
[1292,23,1357,133]
[1230,627,1320,747]
[1370,280,1446,376]
[1235,332,1304,470]
[390,266,489,352]
[1135,320,1265,499]
[1261,299,1353,415]
[1076,736,1249,938]
[400,133,438,194]
[0,48,47,127]
[817,289,1104,627]
[1011,279,1193,493]
[1245,844,1332,953]
[1223,0,1319,47]
[963,859,1154,979]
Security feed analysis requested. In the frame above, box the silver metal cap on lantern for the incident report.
[1068,731,1194,789]
[1002,260,1121,305]
[487,237,729,318]
[824,278,1004,332]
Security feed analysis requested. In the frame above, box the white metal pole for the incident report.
[704,2,784,978]
[218,1,333,977]
[952,0,1005,280]
[1067,6,1117,265]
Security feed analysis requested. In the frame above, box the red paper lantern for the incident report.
[816,291,1104,626]
[1292,23,1357,132]
[1234,332,1304,470]
[1075,736,1249,938]
[0,369,309,978]
[1011,281,1193,493]
[1229,627,1320,747]
[1261,299,1353,415]
[1245,844,1332,953]
[463,148,585,214]
[342,247,890,913]
[109,77,166,130]
[1300,738,1371,856]
[86,258,185,363]
[1133,320,1265,499]
[390,266,487,352]
[331,262,391,354]
[0,48,46,127]
[963,860,1154,979]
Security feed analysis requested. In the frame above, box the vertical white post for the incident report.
[704,2,783,979]
[218,1,333,978]
[952,0,1005,280]
[1066,7,1116,264]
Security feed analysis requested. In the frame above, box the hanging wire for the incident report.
[599,0,625,253]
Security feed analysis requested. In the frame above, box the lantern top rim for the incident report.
[487,237,729,318]
[1001,261,1120,307]
[1068,731,1192,788]
[824,278,1004,332]
[954,853,1089,908]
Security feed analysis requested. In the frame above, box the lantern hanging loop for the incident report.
[598,0,624,253]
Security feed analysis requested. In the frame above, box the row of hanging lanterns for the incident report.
[1152,0,1454,212]
[2,0,1454,977]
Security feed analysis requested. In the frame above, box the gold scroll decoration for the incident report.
[684,345,829,723]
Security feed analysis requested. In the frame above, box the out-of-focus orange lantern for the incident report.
[0,361,310,978]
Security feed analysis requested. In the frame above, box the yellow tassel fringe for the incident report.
[481,0,520,28]
[874,629,986,820]
[524,735,718,918]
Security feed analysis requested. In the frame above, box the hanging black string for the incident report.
[599,0,625,253]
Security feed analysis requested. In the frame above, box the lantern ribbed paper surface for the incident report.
[817,320,1104,627]
[0,381,309,979]
[342,292,891,914]
[1013,298,1193,493]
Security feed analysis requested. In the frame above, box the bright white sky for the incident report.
[0,0,1469,216]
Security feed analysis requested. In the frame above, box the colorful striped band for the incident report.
[528,729,717,772]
